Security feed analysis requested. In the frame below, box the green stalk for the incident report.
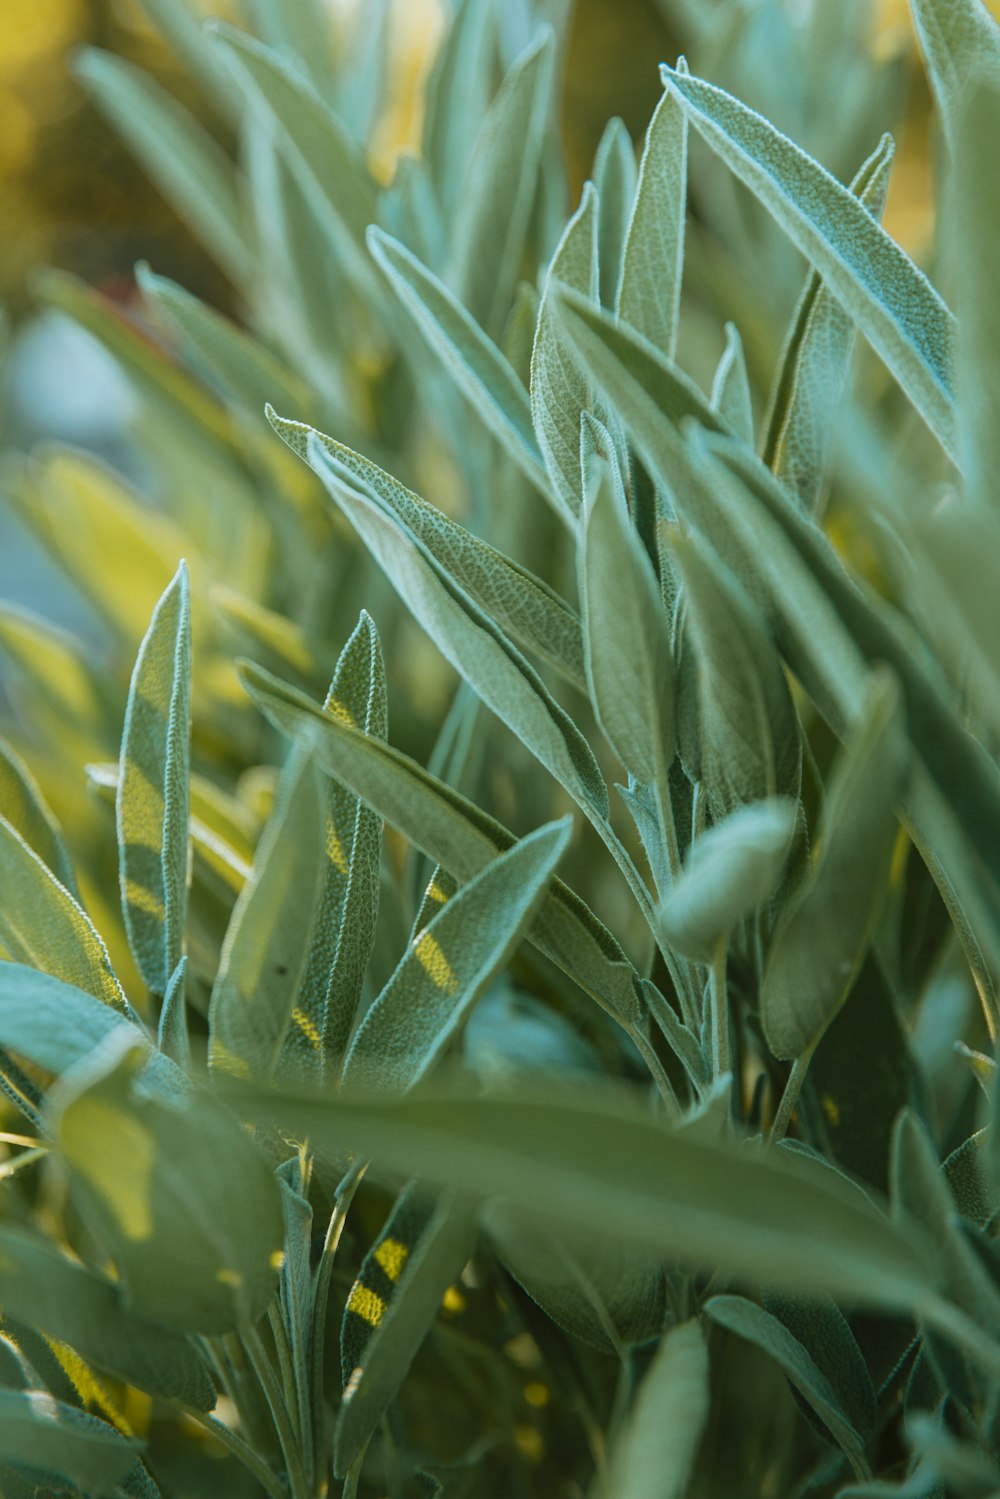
[243,1322,311,1499]
[311,1162,366,1487]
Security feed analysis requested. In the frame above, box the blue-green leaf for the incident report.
[592,116,637,310]
[617,81,688,360]
[954,72,1000,514]
[909,0,1000,149]
[602,1319,709,1499]
[0,1390,138,1495]
[710,322,754,448]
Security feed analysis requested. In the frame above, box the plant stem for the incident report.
[177,1404,287,1499]
[769,1049,814,1143]
[244,1322,311,1499]
[311,1163,365,1487]
[709,938,730,1078]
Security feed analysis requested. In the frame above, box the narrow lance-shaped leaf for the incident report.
[270,409,583,688]
[762,672,907,1062]
[282,611,387,1083]
[301,430,609,823]
[343,819,572,1093]
[531,183,600,519]
[954,73,1000,514]
[711,322,754,448]
[909,0,1000,149]
[617,76,688,360]
[52,1031,284,1334]
[449,27,555,339]
[74,49,252,288]
[0,734,75,893]
[365,229,550,498]
[600,1319,709,1499]
[117,561,191,996]
[763,133,895,513]
[208,748,326,1083]
[421,0,493,214]
[659,65,958,459]
[238,660,643,1027]
[592,116,637,310]
[579,416,673,786]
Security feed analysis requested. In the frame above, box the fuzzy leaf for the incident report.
[74,49,252,287]
[710,322,754,448]
[157,957,190,1068]
[762,673,907,1062]
[448,27,554,339]
[0,1391,138,1495]
[367,228,549,497]
[954,72,1000,513]
[0,735,75,893]
[52,1032,284,1334]
[579,421,673,783]
[0,964,146,1078]
[239,661,642,1026]
[909,0,1000,149]
[660,66,958,458]
[343,819,571,1092]
[617,82,687,359]
[602,1319,709,1499]
[117,562,191,996]
[592,116,637,310]
[531,184,600,519]
[422,0,493,215]
[208,749,326,1083]
[661,799,797,963]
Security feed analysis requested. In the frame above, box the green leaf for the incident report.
[601,1319,708,1499]
[706,1296,870,1477]
[448,27,555,339]
[660,799,797,963]
[909,0,1000,149]
[117,562,191,997]
[710,322,754,448]
[0,734,75,893]
[282,612,386,1083]
[238,661,642,1026]
[343,819,571,1093]
[531,183,600,519]
[208,23,380,305]
[208,749,326,1082]
[592,116,637,310]
[0,964,144,1077]
[763,1290,877,1446]
[366,228,550,498]
[762,673,907,1063]
[297,431,608,822]
[0,1390,138,1495]
[659,66,958,458]
[52,1032,284,1334]
[157,957,190,1068]
[213,584,318,684]
[334,1193,476,1476]
[133,0,239,108]
[228,1079,936,1313]
[579,418,673,784]
[617,82,687,359]
[762,133,895,512]
[137,265,312,421]
[954,72,1000,514]
[73,49,252,288]
[0,821,130,1017]
[0,1226,215,1410]
[672,531,801,817]
[421,0,493,216]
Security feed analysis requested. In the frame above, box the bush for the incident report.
[1,0,1000,1495]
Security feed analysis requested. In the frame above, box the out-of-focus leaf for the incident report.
[422,0,493,215]
[659,66,958,459]
[762,134,894,512]
[710,322,754,448]
[0,964,144,1078]
[208,748,326,1082]
[762,673,906,1062]
[909,0,1000,149]
[52,1032,284,1334]
[0,1390,138,1495]
[0,735,75,893]
[600,1319,708,1499]
[531,184,600,520]
[592,116,637,310]
[272,408,582,687]
[954,73,1000,514]
[239,661,642,1026]
[157,957,190,1068]
[343,819,571,1092]
[449,27,554,339]
[74,49,252,288]
[617,81,687,360]
[661,799,796,963]
[117,563,191,997]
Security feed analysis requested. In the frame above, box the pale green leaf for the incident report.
[213,584,318,683]
[592,116,637,310]
[762,672,907,1061]
[74,49,252,287]
[660,799,797,963]
[617,83,687,359]
[448,27,554,339]
[579,418,673,784]
[157,957,190,1068]
[0,964,152,1080]
[909,0,1000,148]
[343,819,571,1093]
[0,1390,138,1495]
[238,661,642,1026]
[660,66,958,458]
[117,562,191,996]
[0,734,75,893]
[133,0,238,107]
[209,749,326,1082]
[421,0,493,216]
[763,133,895,512]
[954,72,1000,513]
[365,229,550,497]
[282,612,386,1083]
[601,1319,709,1499]
[711,321,754,447]
[52,1032,284,1334]
[531,183,600,519]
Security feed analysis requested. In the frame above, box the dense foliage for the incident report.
[1,0,1000,1494]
